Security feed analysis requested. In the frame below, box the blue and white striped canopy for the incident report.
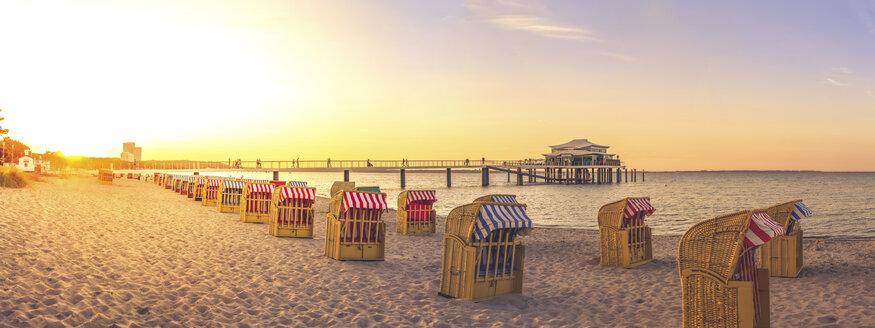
[287,181,308,187]
[222,180,245,190]
[250,179,270,184]
[473,204,532,241]
[791,201,812,221]
[491,195,517,203]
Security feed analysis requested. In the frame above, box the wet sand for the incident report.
[0,177,872,327]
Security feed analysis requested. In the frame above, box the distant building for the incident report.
[543,139,619,166]
[17,149,34,172]
[120,142,142,162]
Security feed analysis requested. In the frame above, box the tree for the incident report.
[0,108,7,164]
[2,137,29,164]
[0,108,8,136]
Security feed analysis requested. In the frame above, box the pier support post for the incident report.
[625,169,628,182]
[400,169,406,189]
[446,168,452,188]
[517,168,523,185]
[481,167,490,186]
[343,170,349,182]
[642,169,645,182]
[272,171,279,181]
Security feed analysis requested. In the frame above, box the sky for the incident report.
[1,0,874,171]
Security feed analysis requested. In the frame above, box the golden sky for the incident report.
[1,0,874,171]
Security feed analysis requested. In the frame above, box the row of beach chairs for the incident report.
[149,172,811,327]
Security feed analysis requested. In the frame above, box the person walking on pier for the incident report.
[327,158,331,168]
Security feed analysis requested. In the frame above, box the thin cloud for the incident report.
[487,15,598,40]
[467,0,598,41]
[833,67,853,74]
[826,78,847,86]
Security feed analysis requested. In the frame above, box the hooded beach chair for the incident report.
[182,176,195,197]
[154,173,162,185]
[439,202,532,302]
[98,169,113,185]
[325,190,388,261]
[241,180,275,223]
[270,186,316,237]
[192,176,207,201]
[201,177,222,207]
[163,174,174,189]
[397,190,437,235]
[474,194,519,204]
[173,175,187,193]
[678,209,785,328]
[598,197,655,268]
[759,200,812,278]
[217,179,246,213]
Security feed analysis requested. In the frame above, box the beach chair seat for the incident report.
[217,179,245,213]
[598,197,655,268]
[759,200,812,278]
[397,190,437,235]
[439,202,532,302]
[240,182,275,223]
[679,210,785,328]
[325,190,387,261]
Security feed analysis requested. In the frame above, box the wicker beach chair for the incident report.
[201,177,222,207]
[98,169,113,185]
[163,174,174,189]
[173,175,187,193]
[154,173,162,185]
[397,190,437,235]
[181,176,194,197]
[759,200,812,278]
[269,186,316,238]
[325,190,388,261]
[678,209,785,328]
[240,180,274,223]
[474,194,519,204]
[598,197,655,268]
[439,202,532,302]
[217,179,246,213]
[192,177,206,201]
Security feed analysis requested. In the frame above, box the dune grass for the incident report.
[0,166,31,188]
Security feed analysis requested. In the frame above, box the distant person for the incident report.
[367,159,373,167]
[465,158,469,166]
[327,158,331,168]
[296,158,300,168]
[256,159,261,168]
[481,157,485,165]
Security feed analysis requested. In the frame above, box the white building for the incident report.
[543,139,619,166]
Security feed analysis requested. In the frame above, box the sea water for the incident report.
[176,170,875,238]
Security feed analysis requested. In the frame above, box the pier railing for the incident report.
[124,159,625,171]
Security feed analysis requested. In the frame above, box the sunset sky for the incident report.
[1,0,873,171]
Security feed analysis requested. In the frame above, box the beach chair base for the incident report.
[398,222,436,235]
[439,236,525,302]
[241,212,269,223]
[99,180,112,185]
[202,199,217,207]
[681,268,769,328]
[759,229,803,278]
[599,226,653,268]
[270,224,313,238]
[325,213,386,261]
[218,204,240,213]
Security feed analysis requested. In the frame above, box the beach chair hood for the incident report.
[743,212,785,247]
[341,191,388,212]
[277,186,316,203]
[287,181,308,187]
[472,204,533,241]
[246,183,275,196]
[222,180,245,191]
[406,190,437,205]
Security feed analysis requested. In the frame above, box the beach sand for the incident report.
[1,177,873,327]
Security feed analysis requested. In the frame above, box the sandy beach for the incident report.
[1,177,872,327]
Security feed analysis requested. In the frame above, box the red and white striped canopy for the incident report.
[246,183,274,195]
[407,190,437,204]
[278,187,316,202]
[207,179,222,187]
[342,191,388,211]
[623,198,655,219]
[744,212,785,247]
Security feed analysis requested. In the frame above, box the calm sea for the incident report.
[176,171,875,238]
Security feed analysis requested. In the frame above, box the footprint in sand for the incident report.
[817,315,838,324]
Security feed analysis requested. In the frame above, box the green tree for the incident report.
[0,108,8,136]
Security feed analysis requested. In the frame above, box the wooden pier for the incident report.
[117,159,644,188]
